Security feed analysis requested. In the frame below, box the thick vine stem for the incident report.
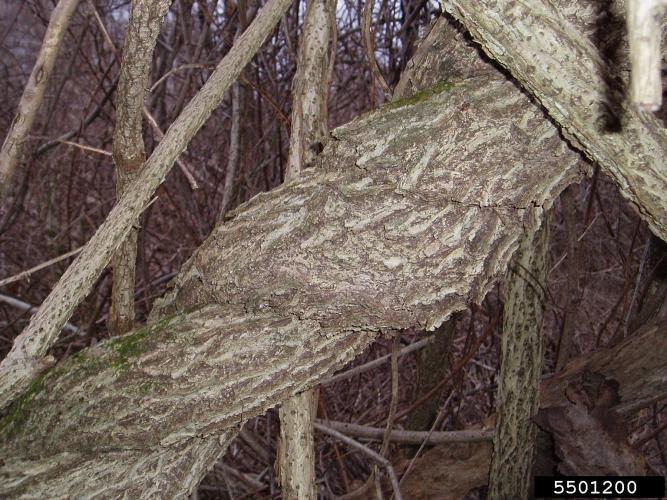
[443,0,667,242]
[1,66,583,496]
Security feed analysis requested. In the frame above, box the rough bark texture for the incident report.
[0,63,583,496]
[110,0,171,336]
[284,0,333,180]
[0,0,81,199]
[0,0,295,412]
[278,389,319,499]
[443,0,667,242]
[488,217,549,499]
[626,0,665,110]
[279,0,334,496]
[1,9,666,496]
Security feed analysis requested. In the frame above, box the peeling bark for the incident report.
[1,7,665,496]
[0,63,582,496]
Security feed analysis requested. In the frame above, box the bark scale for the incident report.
[0,65,583,497]
[443,0,667,242]
[488,216,550,499]
[1,7,666,496]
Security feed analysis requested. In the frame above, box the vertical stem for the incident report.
[279,0,335,497]
[488,213,550,499]
[627,0,666,111]
[110,0,171,336]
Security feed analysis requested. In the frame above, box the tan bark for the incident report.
[278,389,319,499]
[279,0,334,496]
[109,0,171,337]
[2,8,666,496]
[443,0,667,242]
[0,0,296,412]
[284,0,333,180]
[626,0,666,110]
[0,0,82,199]
[488,217,550,499]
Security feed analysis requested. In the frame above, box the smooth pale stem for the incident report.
[627,0,666,111]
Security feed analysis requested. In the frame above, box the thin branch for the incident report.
[0,247,83,287]
[321,337,433,386]
[0,294,81,335]
[315,419,493,445]
[362,0,391,101]
[0,0,82,199]
[314,422,404,500]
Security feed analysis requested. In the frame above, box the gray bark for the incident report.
[278,0,335,497]
[0,60,582,496]
[1,6,666,497]
[110,0,171,336]
[443,0,667,242]
[0,0,295,412]
[488,217,549,499]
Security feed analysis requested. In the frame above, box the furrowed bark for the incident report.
[0,0,295,412]
[0,60,583,496]
[110,0,171,336]
[443,0,667,242]
[488,217,549,499]
[0,0,82,199]
[279,0,334,496]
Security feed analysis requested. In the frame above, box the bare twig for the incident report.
[322,336,433,386]
[315,419,493,445]
[315,422,404,500]
[0,247,83,287]
[362,0,391,101]
[0,0,82,198]
[0,294,81,335]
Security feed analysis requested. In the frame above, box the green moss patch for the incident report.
[386,81,457,110]
[0,373,47,440]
